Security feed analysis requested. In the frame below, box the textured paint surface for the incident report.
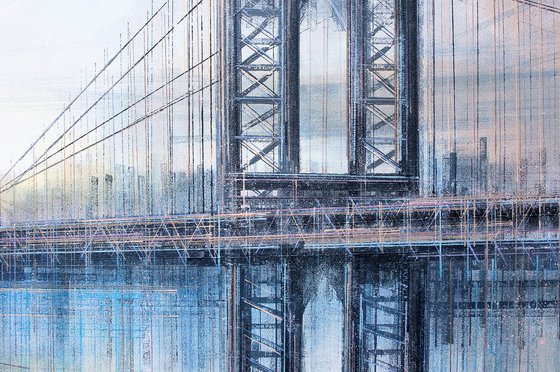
[0,0,559,370]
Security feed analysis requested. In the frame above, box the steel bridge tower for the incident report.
[221,0,422,370]
[223,0,419,209]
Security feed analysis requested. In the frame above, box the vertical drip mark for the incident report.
[493,0,499,196]
[500,0,507,193]
[450,0,457,196]
[538,1,546,194]
[475,0,480,195]
[431,0,437,195]
[515,0,522,193]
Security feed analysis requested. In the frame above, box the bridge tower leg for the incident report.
[228,255,427,372]
[284,256,304,372]
[353,256,426,372]
[344,257,360,372]
[229,259,288,372]
[230,255,351,371]
[406,260,426,371]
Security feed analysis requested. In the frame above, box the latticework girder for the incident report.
[361,0,401,174]
[235,0,286,173]
[1,196,559,262]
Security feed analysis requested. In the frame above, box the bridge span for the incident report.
[1,0,560,370]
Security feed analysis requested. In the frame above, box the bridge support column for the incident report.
[406,260,426,372]
[228,255,427,372]
[230,256,349,371]
[354,256,420,372]
[227,264,240,372]
[284,256,304,372]
[229,260,288,372]
[344,257,360,372]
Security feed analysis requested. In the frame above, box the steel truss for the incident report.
[352,0,417,178]
[360,0,402,174]
[234,0,286,174]
[1,195,559,262]
[238,263,286,372]
[359,260,408,371]
[230,0,418,201]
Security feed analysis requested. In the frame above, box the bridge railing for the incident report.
[1,195,558,263]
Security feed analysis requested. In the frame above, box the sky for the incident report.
[0,0,157,173]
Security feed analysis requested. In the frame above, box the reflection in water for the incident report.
[425,256,560,371]
[0,263,227,371]
[2,255,560,371]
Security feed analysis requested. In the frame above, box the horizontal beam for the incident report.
[0,195,558,260]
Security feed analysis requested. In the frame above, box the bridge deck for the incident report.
[1,195,558,260]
